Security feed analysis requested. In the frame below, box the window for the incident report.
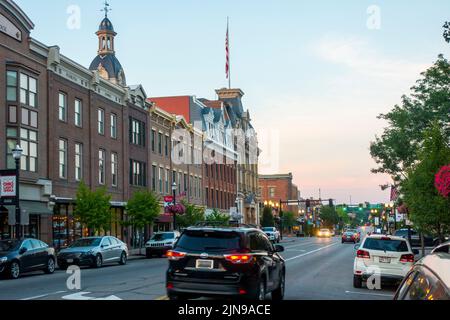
[184,174,188,193]
[159,167,163,193]
[111,153,118,187]
[130,160,146,187]
[8,106,17,123]
[165,135,169,157]
[269,187,276,198]
[130,118,145,146]
[165,169,169,194]
[110,114,117,139]
[152,165,157,191]
[6,129,17,169]
[151,130,156,152]
[75,143,83,181]
[20,73,37,107]
[75,99,82,127]
[21,108,38,128]
[99,149,106,185]
[7,71,17,101]
[98,109,105,135]
[59,139,67,179]
[158,133,163,154]
[59,92,67,122]
[363,238,409,252]
[19,128,38,173]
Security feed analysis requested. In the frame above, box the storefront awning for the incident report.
[20,201,53,216]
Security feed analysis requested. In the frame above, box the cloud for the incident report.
[312,34,429,81]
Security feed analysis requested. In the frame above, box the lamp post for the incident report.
[171,182,177,231]
[12,145,23,240]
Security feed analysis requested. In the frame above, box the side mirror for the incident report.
[354,244,360,250]
[413,249,420,255]
[274,245,285,253]
[19,247,27,254]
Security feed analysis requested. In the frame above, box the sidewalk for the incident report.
[128,248,147,260]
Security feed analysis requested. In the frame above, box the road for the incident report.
[0,237,397,300]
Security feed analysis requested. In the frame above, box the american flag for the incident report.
[225,18,230,80]
[390,185,399,201]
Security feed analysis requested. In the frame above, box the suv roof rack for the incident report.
[192,221,260,229]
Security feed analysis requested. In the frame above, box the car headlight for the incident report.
[0,257,7,264]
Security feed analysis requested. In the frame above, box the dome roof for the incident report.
[89,54,126,86]
[98,17,114,32]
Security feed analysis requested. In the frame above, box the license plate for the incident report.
[379,257,391,263]
[66,259,73,263]
[196,259,214,269]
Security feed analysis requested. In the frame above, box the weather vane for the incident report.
[443,21,450,43]
[101,0,111,18]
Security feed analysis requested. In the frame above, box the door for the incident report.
[18,240,36,271]
[30,239,47,268]
[108,237,122,261]
[259,233,280,291]
[100,237,113,262]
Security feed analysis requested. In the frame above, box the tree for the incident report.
[370,55,450,183]
[176,201,205,229]
[261,207,274,227]
[282,211,296,232]
[205,209,230,226]
[401,123,450,243]
[320,206,339,228]
[124,190,161,244]
[74,181,112,236]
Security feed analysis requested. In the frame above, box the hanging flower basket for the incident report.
[166,203,186,215]
[435,165,450,198]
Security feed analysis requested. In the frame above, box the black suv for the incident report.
[166,226,286,300]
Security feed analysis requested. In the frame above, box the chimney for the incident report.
[215,88,244,100]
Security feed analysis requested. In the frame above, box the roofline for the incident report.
[2,0,35,31]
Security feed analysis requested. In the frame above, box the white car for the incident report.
[145,231,181,258]
[262,227,281,243]
[353,234,418,289]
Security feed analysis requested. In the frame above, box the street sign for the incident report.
[0,175,16,198]
[164,196,174,203]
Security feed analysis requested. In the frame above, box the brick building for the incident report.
[259,173,300,214]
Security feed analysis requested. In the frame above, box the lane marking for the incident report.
[285,242,339,262]
[155,295,169,300]
[21,291,67,301]
[286,249,306,252]
[345,290,394,297]
[62,292,122,300]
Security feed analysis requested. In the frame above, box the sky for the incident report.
[14,0,450,204]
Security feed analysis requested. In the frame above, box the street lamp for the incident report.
[171,182,177,231]
[12,145,23,240]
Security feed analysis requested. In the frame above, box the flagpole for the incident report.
[227,16,231,89]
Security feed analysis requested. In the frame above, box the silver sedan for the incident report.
[57,236,128,269]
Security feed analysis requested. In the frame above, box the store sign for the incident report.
[1,176,16,198]
[0,13,22,41]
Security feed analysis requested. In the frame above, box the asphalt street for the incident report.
[0,236,397,300]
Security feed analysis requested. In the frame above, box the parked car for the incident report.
[432,241,450,254]
[317,229,332,238]
[353,234,419,289]
[261,227,281,243]
[145,231,181,258]
[342,230,360,243]
[394,252,450,300]
[394,229,438,247]
[0,239,56,279]
[166,226,286,300]
[57,236,128,269]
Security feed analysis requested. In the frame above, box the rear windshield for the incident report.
[262,228,274,232]
[176,231,241,252]
[70,238,101,248]
[151,233,175,241]
[363,238,409,252]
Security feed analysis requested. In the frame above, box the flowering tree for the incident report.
[166,203,186,215]
[435,165,450,198]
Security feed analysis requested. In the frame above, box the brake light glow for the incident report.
[400,254,415,263]
[239,289,247,295]
[224,254,253,264]
[167,283,174,289]
[357,250,370,259]
[166,250,186,261]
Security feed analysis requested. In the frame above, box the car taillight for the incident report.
[224,254,253,264]
[357,250,370,259]
[400,254,414,263]
[166,250,186,261]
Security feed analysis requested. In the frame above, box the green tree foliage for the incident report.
[74,181,112,235]
[261,206,275,227]
[370,55,450,183]
[401,123,450,239]
[124,190,161,230]
[282,211,296,231]
[320,206,339,228]
[205,209,230,226]
[176,201,205,228]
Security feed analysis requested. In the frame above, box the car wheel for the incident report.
[93,254,103,268]
[119,252,127,265]
[353,275,363,289]
[9,261,20,279]
[44,257,56,274]
[272,272,285,300]
[341,240,344,244]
